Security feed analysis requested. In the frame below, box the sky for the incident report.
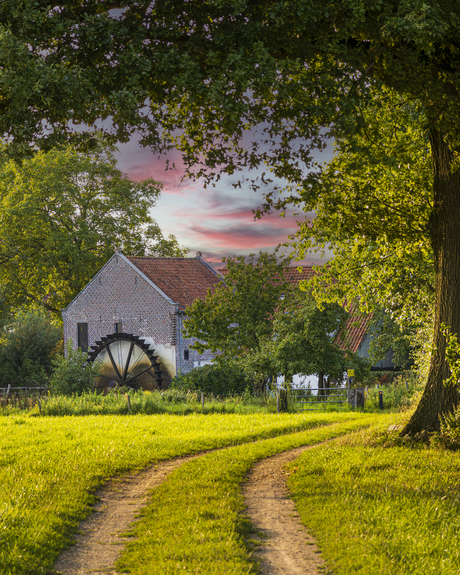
[114,138,331,269]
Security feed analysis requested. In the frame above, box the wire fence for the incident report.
[287,386,349,411]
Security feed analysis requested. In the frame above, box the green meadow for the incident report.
[116,416,377,574]
[287,422,460,575]
[0,411,366,575]
[2,410,460,575]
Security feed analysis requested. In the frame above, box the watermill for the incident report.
[87,333,163,390]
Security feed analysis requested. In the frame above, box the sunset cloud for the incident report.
[114,138,324,268]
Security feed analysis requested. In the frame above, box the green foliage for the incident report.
[434,404,460,448]
[0,140,186,314]
[442,323,460,387]
[172,363,250,396]
[2,1,460,430]
[365,373,423,411]
[186,254,370,394]
[184,252,292,361]
[367,313,414,370]
[0,306,62,386]
[48,342,100,396]
[238,288,354,385]
[297,90,433,375]
[17,389,274,417]
[2,2,460,175]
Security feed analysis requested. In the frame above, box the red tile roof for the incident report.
[219,265,317,282]
[128,257,221,310]
[282,266,317,283]
[340,309,372,353]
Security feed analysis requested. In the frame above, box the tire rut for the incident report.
[49,441,329,575]
[49,454,197,575]
[242,445,327,575]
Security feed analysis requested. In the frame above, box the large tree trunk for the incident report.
[402,128,460,434]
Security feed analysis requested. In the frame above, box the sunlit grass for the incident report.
[287,417,460,575]
[0,411,368,575]
[0,388,280,416]
[116,416,378,574]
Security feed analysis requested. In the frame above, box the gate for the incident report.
[288,386,349,411]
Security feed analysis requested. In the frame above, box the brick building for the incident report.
[62,251,221,388]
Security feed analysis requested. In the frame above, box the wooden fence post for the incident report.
[201,392,205,407]
[126,394,131,413]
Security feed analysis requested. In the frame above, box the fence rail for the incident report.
[0,385,47,397]
[288,386,349,411]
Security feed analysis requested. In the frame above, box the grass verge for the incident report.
[116,416,379,574]
[0,411,368,575]
[287,417,460,575]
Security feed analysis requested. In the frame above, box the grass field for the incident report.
[287,421,460,575]
[4,408,458,575]
[0,410,369,575]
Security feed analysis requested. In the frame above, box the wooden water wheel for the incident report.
[87,333,163,390]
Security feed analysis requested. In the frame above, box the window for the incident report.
[114,321,122,333]
[77,323,88,352]
[184,349,190,361]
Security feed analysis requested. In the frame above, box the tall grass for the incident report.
[365,377,423,411]
[0,389,278,417]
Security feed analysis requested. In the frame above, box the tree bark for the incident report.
[402,127,460,434]
[318,372,324,399]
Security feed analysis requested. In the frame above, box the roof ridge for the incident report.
[127,256,193,260]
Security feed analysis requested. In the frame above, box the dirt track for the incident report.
[242,445,327,574]
[50,445,326,575]
[49,455,196,575]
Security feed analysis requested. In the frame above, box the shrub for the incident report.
[49,341,100,396]
[172,362,250,395]
[0,306,62,386]
[365,372,422,410]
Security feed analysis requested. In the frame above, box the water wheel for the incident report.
[87,333,163,390]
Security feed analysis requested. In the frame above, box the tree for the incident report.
[237,289,356,392]
[0,306,62,387]
[185,253,364,395]
[0,140,186,313]
[299,90,432,379]
[298,90,434,330]
[184,252,291,393]
[2,2,460,431]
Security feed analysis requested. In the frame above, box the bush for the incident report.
[172,363,250,395]
[0,306,62,386]
[49,341,100,396]
[365,372,422,410]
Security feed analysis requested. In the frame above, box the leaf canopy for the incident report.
[0,140,186,313]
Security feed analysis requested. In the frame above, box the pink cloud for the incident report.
[185,222,298,248]
[114,137,323,266]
